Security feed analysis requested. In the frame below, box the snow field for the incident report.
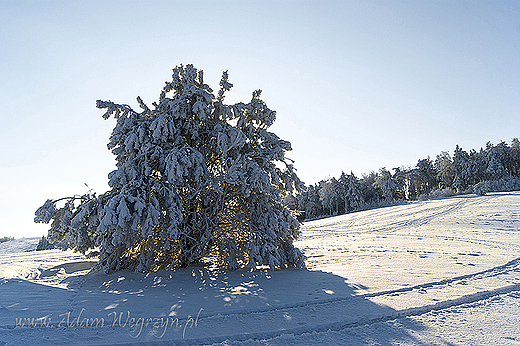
[1,192,519,345]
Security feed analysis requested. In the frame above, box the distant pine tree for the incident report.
[36,236,55,251]
[340,171,362,212]
[374,168,397,202]
[0,236,14,244]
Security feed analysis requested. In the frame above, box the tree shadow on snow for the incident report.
[1,262,457,345]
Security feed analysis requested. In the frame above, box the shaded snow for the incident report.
[1,192,519,345]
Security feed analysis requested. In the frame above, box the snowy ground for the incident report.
[1,192,519,345]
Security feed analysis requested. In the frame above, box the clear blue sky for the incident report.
[1,0,520,238]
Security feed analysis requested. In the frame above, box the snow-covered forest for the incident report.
[288,139,520,219]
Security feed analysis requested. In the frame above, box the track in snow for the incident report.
[151,257,520,345]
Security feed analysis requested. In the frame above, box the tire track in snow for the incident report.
[6,256,517,345]
[118,193,520,344]
[365,196,491,233]
[140,257,520,345]
[409,233,520,252]
[196,256,520,320]
[116,286,520,346]
[299,195,483,239]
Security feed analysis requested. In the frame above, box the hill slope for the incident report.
[1,192,519,345]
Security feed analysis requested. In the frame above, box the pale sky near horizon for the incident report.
[1,0,520,238]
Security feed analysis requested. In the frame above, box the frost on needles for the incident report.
[35,64,305,273]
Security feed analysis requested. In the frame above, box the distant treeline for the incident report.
[285,139,520,220]
[0,236,14,243]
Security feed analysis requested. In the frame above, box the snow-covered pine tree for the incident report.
[34,64,305,272]
[415,158,437,195]
[452,145,471,191]
[298,184,322,219]
[485,142,506,180]
[318,178,341,216]
[469,148,487,184]
[318,180,333,216]
[373,167,397,202]
[434,151,454,189]
[36,235,55,251]
[510,138,520,177]
[339,171,362,212]
[452,174,465,193]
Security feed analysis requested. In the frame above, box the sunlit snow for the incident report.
[1,192,519,345]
